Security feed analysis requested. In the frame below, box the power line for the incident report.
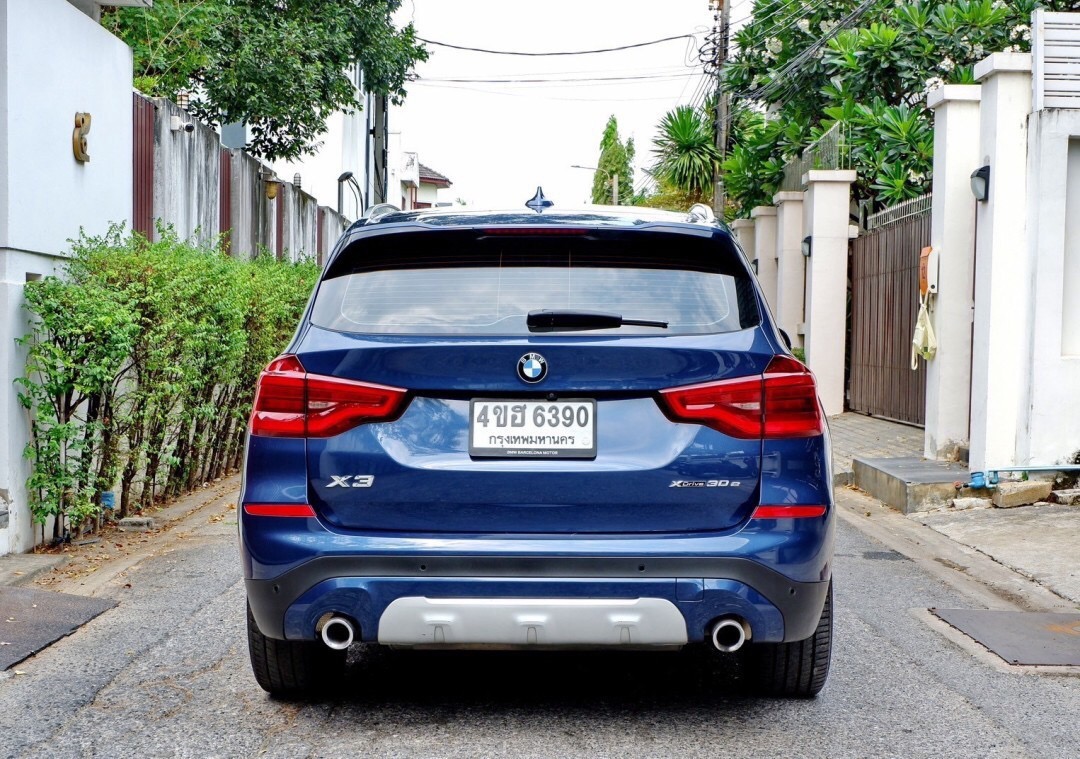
[417,34,694,57]
[420,72,694,85]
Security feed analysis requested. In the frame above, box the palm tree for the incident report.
[650,105,721,197]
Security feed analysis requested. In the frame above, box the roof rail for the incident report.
[366,203,402,222]
[686,204,715,224]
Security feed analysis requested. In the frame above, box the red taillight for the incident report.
[751,505,827,519]
[762,355,825,438]
[658,355,824,439]
[243,503,317,518]
[250,355,407,438]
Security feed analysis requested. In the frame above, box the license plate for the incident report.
[469,399,597,459]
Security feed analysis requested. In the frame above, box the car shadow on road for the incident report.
[312,644,782,713]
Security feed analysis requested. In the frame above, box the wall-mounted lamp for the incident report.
[259,168,280,199]
[970,165,990,202]
[801,235,813,257]
[176,90,190,110]
[293,173,302,190]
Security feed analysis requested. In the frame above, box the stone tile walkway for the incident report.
[829,412,924,484]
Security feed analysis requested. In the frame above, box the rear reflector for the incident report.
[250,355,407,437]
[658,355,825,439]
[243,503,316,518]
[751,505,827,519]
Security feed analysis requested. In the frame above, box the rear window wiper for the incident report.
[526,309,669,331]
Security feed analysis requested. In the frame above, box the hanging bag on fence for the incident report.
[911,293,937,369]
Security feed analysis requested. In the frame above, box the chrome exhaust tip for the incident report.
[710,617,749,653]
[318,615,355,650]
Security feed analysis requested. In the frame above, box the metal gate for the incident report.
[848,195,931,425]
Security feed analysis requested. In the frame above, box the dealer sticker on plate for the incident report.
[469,399,597,459]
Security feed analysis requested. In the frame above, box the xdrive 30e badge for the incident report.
[517,352,547,383]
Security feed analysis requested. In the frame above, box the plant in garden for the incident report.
[649,105,722,200]
[17,270,138,541]
[18,227,318,540]
[101,0,427,161]
[718,0,1073,216]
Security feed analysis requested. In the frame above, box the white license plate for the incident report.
[469,399,596,458]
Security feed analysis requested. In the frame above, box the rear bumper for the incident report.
[245,554,831,645]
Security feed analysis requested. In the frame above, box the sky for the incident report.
[392,0,734,209]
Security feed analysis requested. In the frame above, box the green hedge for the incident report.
[17,226,319,541]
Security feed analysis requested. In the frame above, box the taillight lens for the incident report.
[658,355,824,439]
[250,355,407,438]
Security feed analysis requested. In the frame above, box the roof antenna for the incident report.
[525,186,554,213]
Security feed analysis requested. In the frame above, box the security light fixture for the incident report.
[293,173,302,189]
[971,165,991,202]
[801,235,813,257]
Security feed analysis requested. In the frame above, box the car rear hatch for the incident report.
[254,223,805,534]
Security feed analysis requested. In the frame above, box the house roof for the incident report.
[418,163,452,188]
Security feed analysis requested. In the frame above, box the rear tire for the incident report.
[746,580,833,698]
[246,602,347,697]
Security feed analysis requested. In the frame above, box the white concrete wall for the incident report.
[802,171,856,416]
[968,54,1033,472]
[924,85,982,459]
[152,98,220,245]
[0,0,133,555]
[1016,108,1080,465]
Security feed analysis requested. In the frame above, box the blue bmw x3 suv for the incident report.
[239,195,835,698]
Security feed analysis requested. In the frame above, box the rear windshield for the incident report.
[311,230,759,336]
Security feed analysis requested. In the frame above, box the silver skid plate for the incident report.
[378,597,688,649]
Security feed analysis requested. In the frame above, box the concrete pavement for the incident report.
[831,411,1080,611]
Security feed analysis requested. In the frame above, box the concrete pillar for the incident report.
[751,206,778,312]
[969,53,1033,472]
[730,218,756,267]
[802,171,856,416]
[924,85,982,460]
[773,191,806,348]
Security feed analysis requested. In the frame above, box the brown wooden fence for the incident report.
[848,195,931,425]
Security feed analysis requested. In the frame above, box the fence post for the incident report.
[969,53,1033,473]
[751,206,778,312]
[924,85,982,460]
[773,191,806,349]
[803,170,856,417]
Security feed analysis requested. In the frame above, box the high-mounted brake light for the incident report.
[250,355,407,438]
[658,355,824,439]
[481,227,589,236]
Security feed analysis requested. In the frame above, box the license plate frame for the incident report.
[469,398,597,459]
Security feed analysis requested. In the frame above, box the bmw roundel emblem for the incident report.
[517,352,548,383]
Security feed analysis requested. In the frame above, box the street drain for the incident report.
[931,608,1080,666]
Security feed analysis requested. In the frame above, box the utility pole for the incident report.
[712,0,731,216]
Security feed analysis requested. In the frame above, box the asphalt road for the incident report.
[1,499,1078,759]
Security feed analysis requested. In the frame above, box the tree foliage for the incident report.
[18,228,317,541]
[721,0,1074,215]
[591,116,635,205]
[101,0,427,161]
[649,105,722,198]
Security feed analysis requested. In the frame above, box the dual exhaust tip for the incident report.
[710,617,750,653]
[318,614,356,650]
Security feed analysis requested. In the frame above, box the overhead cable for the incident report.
[417,34,693,57]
